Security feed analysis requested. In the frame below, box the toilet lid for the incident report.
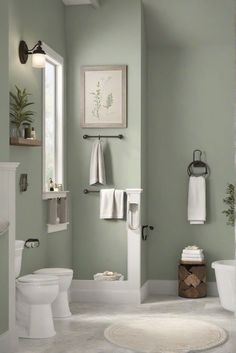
[34,268,73,276]
[18,274,58,285]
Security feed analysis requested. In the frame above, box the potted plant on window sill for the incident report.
[10,86,35,138]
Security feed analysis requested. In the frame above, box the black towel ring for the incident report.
[187,149,209,177]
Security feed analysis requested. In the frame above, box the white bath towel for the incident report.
[187,176,206,224]
[181,257,204,262]
[182,253,204,258]
[182,249,204,256]
[114,190,125,219]
[89,140,106,185]
[100,189,115,219]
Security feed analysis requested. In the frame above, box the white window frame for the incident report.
[42,43,64,193]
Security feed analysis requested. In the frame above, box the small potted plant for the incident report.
[222,183,235,226]
[10,86,35,138]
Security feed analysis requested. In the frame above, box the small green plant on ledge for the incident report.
[222,183,235,226]
[10,86,35,135]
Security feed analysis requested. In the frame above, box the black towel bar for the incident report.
[83,134,124,140]
[83,189,100,194]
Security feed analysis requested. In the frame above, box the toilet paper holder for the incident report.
[25,238,40,248]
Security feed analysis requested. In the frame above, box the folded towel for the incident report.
[100,189,115,219]
[182,252,204,257]
[58,197,69,223]
[181,257,204,262]
[183,249,203,255]
[184,245,200,250]
[49,199,58,225]
[90,140,106,185]
[94,272,124,281]
[114,190,124,219]
[181,256,204,261]
[187,176,206,224]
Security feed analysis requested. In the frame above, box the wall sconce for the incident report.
[19,40,46,68]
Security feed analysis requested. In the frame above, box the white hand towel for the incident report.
[187,176,206,224]
[90,140,106,185]
[114,190,124,219]
[100,189,115,219]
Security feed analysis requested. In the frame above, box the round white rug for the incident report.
[104,318,227,353]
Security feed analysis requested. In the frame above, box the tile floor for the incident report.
[18,296,236,353]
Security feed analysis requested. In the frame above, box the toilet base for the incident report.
[52,291,71,318]
[17,301,56,339]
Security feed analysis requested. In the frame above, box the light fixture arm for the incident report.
[27,40,43,54]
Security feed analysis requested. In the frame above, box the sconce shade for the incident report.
[19,40,46,68]
[32,53,46,68]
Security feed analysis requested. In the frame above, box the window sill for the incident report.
[42,191,69,200]
[47,222,69,234]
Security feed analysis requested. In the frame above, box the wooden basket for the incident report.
[178,261,207,298]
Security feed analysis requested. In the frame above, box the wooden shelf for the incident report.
[10,137,41,147]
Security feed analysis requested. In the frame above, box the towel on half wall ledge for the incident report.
[89,140,106,185]
[187,176,206,224]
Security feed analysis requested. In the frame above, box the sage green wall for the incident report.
[9,0,72,275]
[0,0,9,335]
[66,0,142,279]
[147,44,235,281]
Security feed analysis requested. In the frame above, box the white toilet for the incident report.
[15,241,59,339]
[34,268,73,318]
[16,275,59,338]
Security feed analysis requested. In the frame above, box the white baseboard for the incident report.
[0,330,18,353]
[71,280,141,304]
[70,279,218,305]
[148,280,179,296]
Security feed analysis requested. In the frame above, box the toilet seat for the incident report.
[17,274,58,285]
[34,268,73,276]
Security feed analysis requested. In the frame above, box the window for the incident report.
[43,44,64,192]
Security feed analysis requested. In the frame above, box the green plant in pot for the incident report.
[222,183,235,226]
[10,86,35,138]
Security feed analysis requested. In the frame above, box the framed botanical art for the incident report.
[80,65,127,128]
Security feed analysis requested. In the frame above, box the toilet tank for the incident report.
[15,240,25,278]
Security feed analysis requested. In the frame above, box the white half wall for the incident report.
[70,280,141,304]
[71,279,218,304]
[0,163,19,353]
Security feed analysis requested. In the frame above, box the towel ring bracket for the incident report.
[187,149,210,177]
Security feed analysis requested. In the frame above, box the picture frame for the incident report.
[80,65,127,128]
